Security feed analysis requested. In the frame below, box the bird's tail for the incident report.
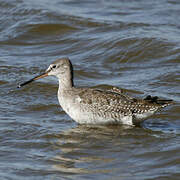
[144,95,173,108]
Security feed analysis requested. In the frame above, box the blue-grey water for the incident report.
[0,0,180,179]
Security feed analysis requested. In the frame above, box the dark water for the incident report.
[0,0,180,179]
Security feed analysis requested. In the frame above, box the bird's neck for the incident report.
[57,68,74,92]
[58,76,74,92]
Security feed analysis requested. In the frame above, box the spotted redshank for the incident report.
[18,58,173,125]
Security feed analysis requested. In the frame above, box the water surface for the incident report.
[0,0,180,179]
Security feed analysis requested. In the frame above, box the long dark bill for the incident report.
[17,72,48,88]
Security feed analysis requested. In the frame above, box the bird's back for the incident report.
[59,87,173,125]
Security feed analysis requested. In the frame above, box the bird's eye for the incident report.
[52,65,56,69]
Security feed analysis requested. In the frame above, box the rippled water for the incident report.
[0,0,180,179]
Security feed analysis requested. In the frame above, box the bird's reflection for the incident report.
[50,124,134,174]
